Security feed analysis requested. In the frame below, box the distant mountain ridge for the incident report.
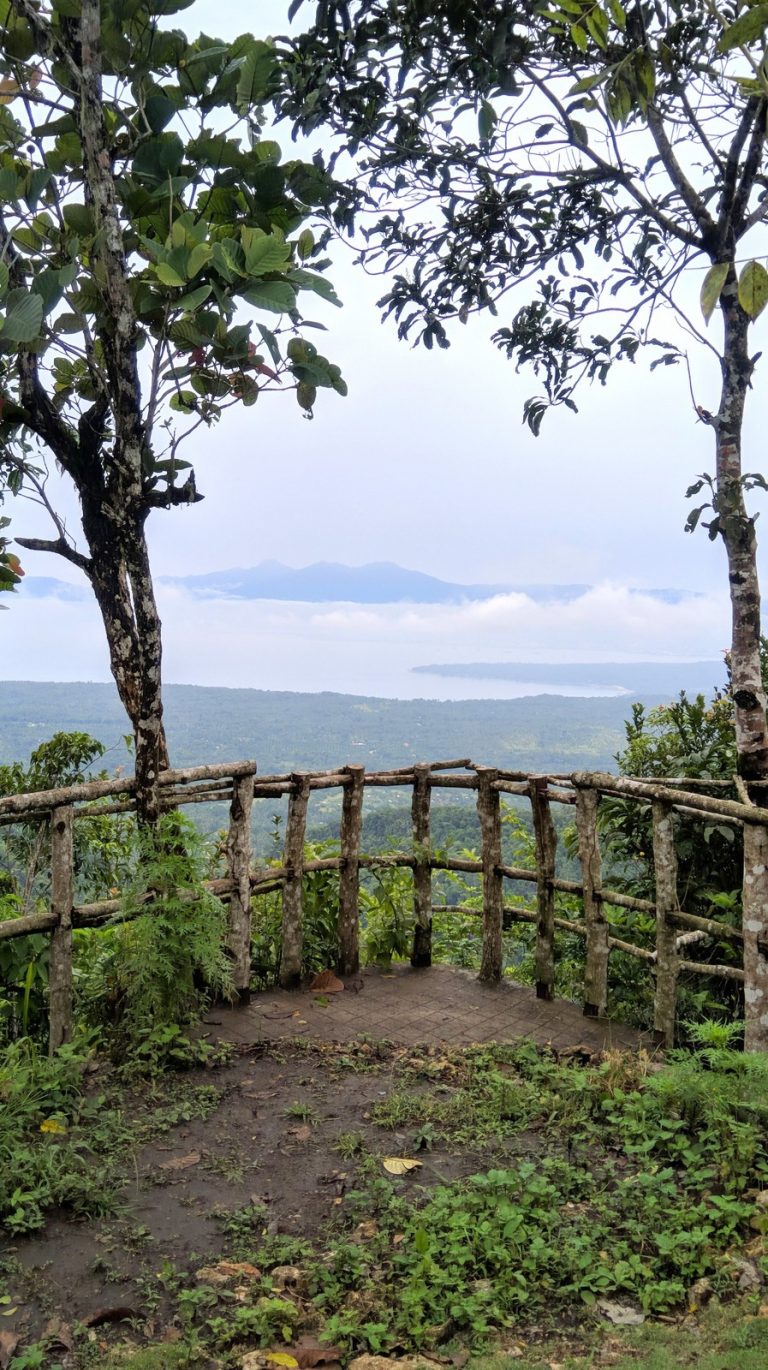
[23,560,697,606]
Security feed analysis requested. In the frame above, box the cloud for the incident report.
[2,581,730,700]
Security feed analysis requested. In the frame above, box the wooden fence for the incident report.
[0,758,763,1053]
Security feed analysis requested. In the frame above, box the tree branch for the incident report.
[732,99,768,239]
[717,97,760,240]
[15,535,92,574]
[521,66,705,251]
[645,99,716,242]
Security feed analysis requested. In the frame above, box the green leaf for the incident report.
[297,228,314,261]
[0,289,43,343]
[243,280,297,314]
[289,269,342,307]
[175,284,212,312]
[478,100,497,140]
[296,380,316,411]
[236,374,259,406]
[63,203,95,237]
[155,261,187,288]
[242,228,292,277]
[738,260,768,320]
[132,132,184,184]
[187,243,212,278]
[144,93,178,134]
[236,42,277,108]
[0,261,8,298]
[717,4,768,53]
[700,263,729,324]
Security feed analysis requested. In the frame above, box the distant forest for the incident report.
[1,678,677,856]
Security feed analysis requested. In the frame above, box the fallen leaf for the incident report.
[383,1157,423,1175]
[285,1336,344,1368]
[596,1299,645,1326]
[309,970,344,993]
[197,1261,261,1286]
[288,1125,312,1143]
[266,1355,299,1368]
[0,1331,20,1370]
[158,1151,200,1172]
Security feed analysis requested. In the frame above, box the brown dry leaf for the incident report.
[354,1220,378,1241]
[197,1261,261,1286]
[309,970,344,993]
[285,1336,345,1368]
[0,1331,20,1370]
[383,1157,423,1175]
[288,1124,312,1143]
[158,1151,200,1172]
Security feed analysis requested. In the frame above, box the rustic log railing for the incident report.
[0,759,762,1052]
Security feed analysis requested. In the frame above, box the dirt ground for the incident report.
[1,1036,528,1358]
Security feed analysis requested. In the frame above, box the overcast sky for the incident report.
[2,1,763,695]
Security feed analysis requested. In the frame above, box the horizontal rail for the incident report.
[0,756,758,1053]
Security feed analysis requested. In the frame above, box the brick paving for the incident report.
[208,964,649,1053]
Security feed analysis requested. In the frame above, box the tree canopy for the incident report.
[280,0,768,1044]
[0,0,345,813]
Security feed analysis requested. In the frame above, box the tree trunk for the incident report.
[83,500,168,824]
[717,281,768,778]
[717,278,768,1047]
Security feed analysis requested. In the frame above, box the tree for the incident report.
[0,0,346,819]
[279,0,768,1042]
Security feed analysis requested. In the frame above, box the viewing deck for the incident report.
[210,963,647,1054]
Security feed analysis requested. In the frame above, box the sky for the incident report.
[1,0,764,698]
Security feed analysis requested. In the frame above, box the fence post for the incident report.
[476,767,504,982]
[226,765,256,1003]
[280,774,310,988]
[530,776,557,1001]
[411,763,433,967]
[743,820,768,1050]
[338,765,365,976]
[49,805,74,1053]
[652,799,679,1047]
[575,784,608,1018]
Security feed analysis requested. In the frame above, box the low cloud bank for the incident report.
[2,581,730,700]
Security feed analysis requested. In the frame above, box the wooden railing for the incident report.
[0,759,759,1053]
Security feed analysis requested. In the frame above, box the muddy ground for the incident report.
[1,1037,523,1360]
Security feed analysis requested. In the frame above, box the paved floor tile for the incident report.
[208,965,650,1055]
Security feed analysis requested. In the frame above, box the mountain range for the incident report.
[21,560,697,606]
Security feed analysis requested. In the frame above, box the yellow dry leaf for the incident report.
[40,1118,67,1135]
[266,1355,299,1367]
[383,1157,422,1175]
[0,78,19,105]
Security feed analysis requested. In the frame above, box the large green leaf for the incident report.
[155,260,187,288]
[242,228,292,277]
[738,260,768,320]
[236,42,277,109]
[0,290,43,343]
[717,4,768,52]
[175,284,212,312]
[132,133,184,184]
[700,263,729,325]
[242,280,297,314]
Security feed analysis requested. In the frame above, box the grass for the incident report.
[462,1299,768,1368]
[5,1036,768,1368]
